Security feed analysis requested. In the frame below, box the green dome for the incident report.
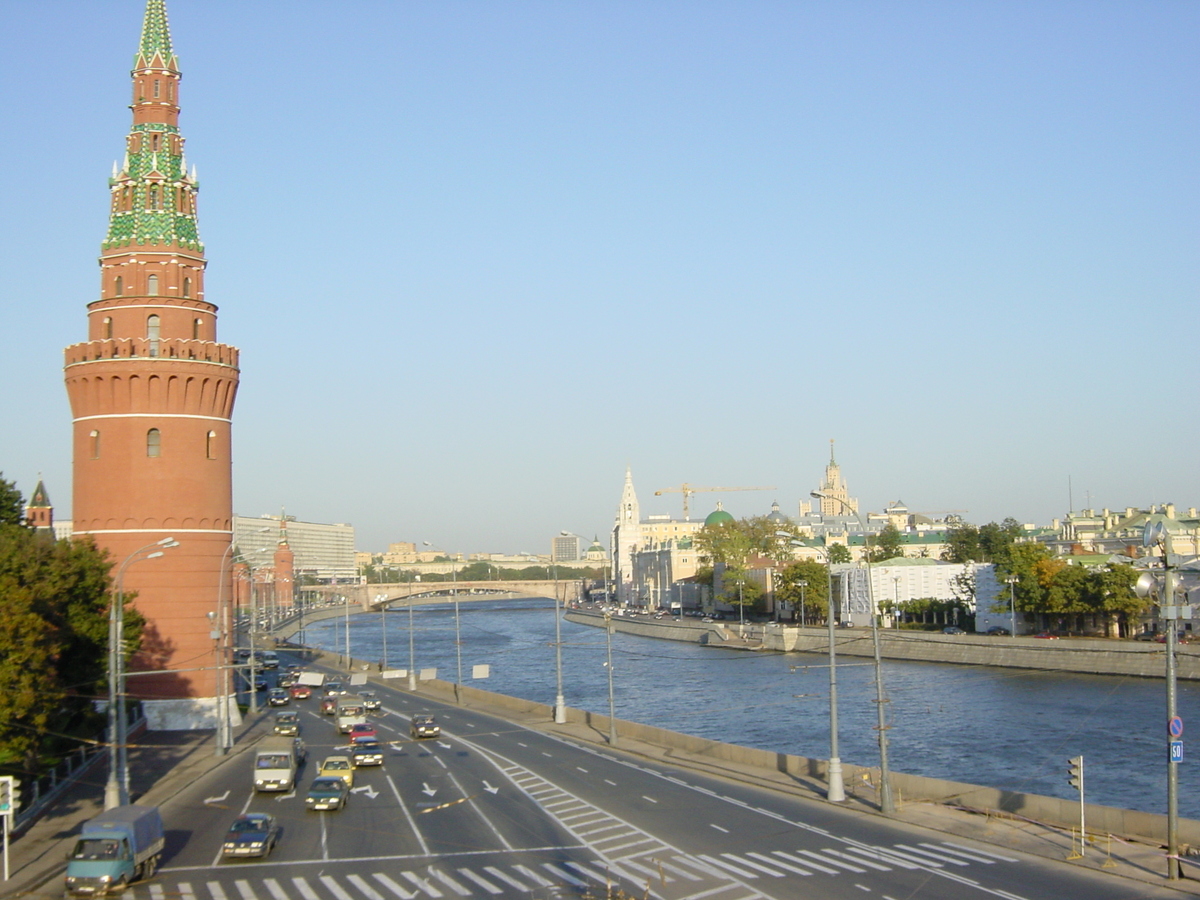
[704,504,735,527]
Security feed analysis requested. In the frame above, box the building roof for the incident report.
[704,502,735,527]
[28,480,51,508]
[136,0,178,70]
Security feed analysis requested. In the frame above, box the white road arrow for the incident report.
[204,790,230,806]
[481,781,499,795]
[422,782,438,797]
[437,741,451,749]
[275,791,296,801]
[351,785,379,799]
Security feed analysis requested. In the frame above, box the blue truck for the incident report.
[65,805,164,896]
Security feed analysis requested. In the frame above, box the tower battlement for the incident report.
[65,338,239,368]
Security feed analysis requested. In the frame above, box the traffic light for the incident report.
[0,775,19,814]
[1067,756,1083,791]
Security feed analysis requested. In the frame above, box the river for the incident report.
[297,598,1199,819]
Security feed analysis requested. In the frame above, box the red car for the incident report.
[349,722,377,742]
[289,683,312,700]
[1033,632,1060,640]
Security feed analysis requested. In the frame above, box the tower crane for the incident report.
[653,484,776,521]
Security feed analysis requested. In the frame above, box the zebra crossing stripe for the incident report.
[234,878,258,899]
[654,858,705,881]
[894,844,969,866]
[719,854,784,877]
[400,870,443,897]
[541,862,588,887]
[747,852,810,876]
[771,851,830,875]
[601,836,659,854]
[346,873,386,900]
[149,885,166,899]
[429,868,471,896]
[206,881,229,900]
[481,865,528,890]
[618,858,670,883]
[798,849,867,873]
[455,868,502,894]
[696,854,760,879]
[941,841,1019,863]
[512,864,554,887]
[563,859,613,884]
[838,847,916,870]
[178,883,196,900]
[320,873,356,900]
[576,822,628,838]
[262,878,289,900]
[372,872,417,899]
[290,877,321,900]
[668,855,729,879]
[869,846,945,868]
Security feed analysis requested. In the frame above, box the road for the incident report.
[131,654,1180,900]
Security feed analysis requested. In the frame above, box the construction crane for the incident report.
[654,484,776,521]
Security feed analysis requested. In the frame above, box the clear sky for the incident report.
[0,1,1196,555]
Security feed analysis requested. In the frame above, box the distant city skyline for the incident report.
[1,1,1196,554]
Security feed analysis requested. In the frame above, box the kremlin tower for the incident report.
[63,0,239,729]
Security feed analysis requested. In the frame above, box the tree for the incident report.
[826,543,852,564]
[775,560,829,623]
[866,524,904,562]
[0,474,22,525]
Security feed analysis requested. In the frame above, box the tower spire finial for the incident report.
[829,438,836,465]
[136,0,178,70]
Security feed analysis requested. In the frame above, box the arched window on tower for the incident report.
[149,186,160,210]
[151,133,161,152]
[183,276,191,298]
[147,274,159,296]
[192,318,202,340]
[146,428,161,458]
[153,79,160,99]
[147,314,161,357]
[115,275,123,296]
[90,430,101,459]
[103,317,113,339]
[206,430,217,460]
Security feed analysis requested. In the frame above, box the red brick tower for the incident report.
[64,0,239,729]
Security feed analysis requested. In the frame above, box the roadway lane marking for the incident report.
[401,870,443,897]
[320,809,329,860]
[319,874,356,899]
[867,846,944,868]
[517,742,527,747]
[748,852,810,876]
[653,859,703,882]
[894,844,969,866]
[641,796,658,803]
[709,824,729,833]
[444,768,514,851]
[372,873,417,898]
[940,842,1019,863]
[604,779,616,786]
[433,755,448,769]
[577,766,589,773]
[262,878,288,900]
[541,863,588,888]
[290,877,321,900]
[775,850,836,875]
[564,860,613,885]
[696,855,759,879]
[429,867,471,896]
[387,773,431,856]
[482,866,529,890]
[719,854,785,877]
[854,884,871,892]
[838,847,915,870]
[234,879,258,899]
[177,882,196,900]
[512,864,553,887]
[346,874,386,899]
[620,858,671,883]
[206,883,229,900]
[812,849,874,872]
[456,868,502,894]
[149,886,166,899]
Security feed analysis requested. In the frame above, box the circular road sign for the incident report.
[1169,716,1184,738]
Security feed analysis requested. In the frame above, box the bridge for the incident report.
[305,580,585,610]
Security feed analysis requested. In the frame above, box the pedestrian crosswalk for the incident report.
[136,841,1018,900]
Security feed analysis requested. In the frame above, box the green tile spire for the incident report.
[135,0,178,70]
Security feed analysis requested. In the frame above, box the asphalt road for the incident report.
[121,655,1182,900]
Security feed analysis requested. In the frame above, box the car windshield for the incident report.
[277,713,297,722]
[256,754,290,768]
[230,818,269,834]
[73,839,123,860]
[311,778,341,791]
[323,759,349,770]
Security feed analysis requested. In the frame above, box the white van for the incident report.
[253,736,298,791]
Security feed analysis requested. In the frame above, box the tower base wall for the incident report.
[143,693,244,732]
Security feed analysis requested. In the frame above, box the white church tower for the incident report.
[611,466,642,605]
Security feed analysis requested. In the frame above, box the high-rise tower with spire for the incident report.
[611,467,642,605]
[815,440,858,517]
[63,0,240,729]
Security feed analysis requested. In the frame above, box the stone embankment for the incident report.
[565,610,1200,681]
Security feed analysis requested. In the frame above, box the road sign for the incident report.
[1169,716,1184,738]
[1170,741,1184,763]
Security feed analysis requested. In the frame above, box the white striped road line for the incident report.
[455,868,502,894]
[429,867,470,896]
[262,880,288,900]
[840,847,918,870]
[895,844,970,866]
[564,860,614,885]
[482,866,529,890]
[675,883,760,900]
[870,845,946,868]
[918,842,998,864]
[710,824,729,833]
[234,879,258,899]
[291,877,322,900]
[668,856,729,880]
[775,850,836,875]
[542,863,588,888]
[620,857,670,883]
[602,836,660,854]
[577,822,629,838]
[346,874,386,900]
[512,864,554,887]
[798,849,868,873]
[696,855,760,879]
[748,852,810,876]
[400,870,443,897]
[207,882,229,900]
[178,883,196,900]
[149,886,166,899]
[569,814,610,829]
[654,858,704,881]
[373,873,417,899]
[941,841,1020,863]
[719,854,785,877]
[319,874,356,900]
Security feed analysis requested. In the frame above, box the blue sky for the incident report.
[0,1,1196,555]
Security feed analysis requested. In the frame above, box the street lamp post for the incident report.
[604,611,617,746]
[798,580,808,627]
[552,558,566,724]
[425,543,464,704]
[812,490,894,814]
[1005,575,1018,637]
[407,577,418,691]
[106,537,178,809]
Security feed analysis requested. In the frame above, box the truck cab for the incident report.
[65,806,164,896]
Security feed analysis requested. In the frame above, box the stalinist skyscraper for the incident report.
[64,0,240,729]
[815,440,858,517]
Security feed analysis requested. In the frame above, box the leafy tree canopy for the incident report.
[826,543,852,564]
[866,523,905,562]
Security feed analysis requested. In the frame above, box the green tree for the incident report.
[775,560,829,623]
[826,543,852,564]
[866,523,904,562]
[0,474,22,526]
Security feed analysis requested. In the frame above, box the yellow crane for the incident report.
[653,484,777,521]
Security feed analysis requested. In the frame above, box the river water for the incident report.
[298,599,1199,819]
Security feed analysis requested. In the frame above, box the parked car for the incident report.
[1155,631,1192,644]
[221,813,279,859]
[273,711,300,736]
[410,715,440,739]
[317,756,354,787]
[985,626,1011,636]
[942,626,965,635]
[1134,631,1158,642]
[305,777,349,811]
[267,688,289,707]
[350,739,385,767]
[1033,632,1060,640]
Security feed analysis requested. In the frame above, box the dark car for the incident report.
[267,688,290,707]
[306,776,349,811]
[410,715,440,739]
[985,626,1011,636]
[350,739,385,767]
[222,813,280,858]
[942,626,965,635]
[273,711,300,736]
[361,691,382,711]
[320,696,337,715]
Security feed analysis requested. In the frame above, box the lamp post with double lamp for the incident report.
[797,579,808,626]
[106,537,178,810]
[423,542,464,703]
[776,530,843,802]
[552,555,566,724]
[811,490,895,814]
[1004,575,1018,636]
